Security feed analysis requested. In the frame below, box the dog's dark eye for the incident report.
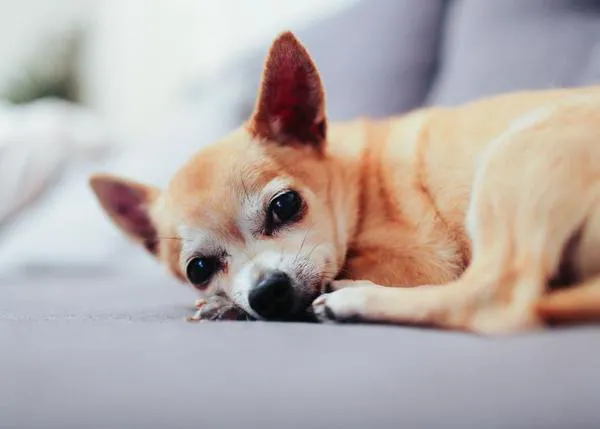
[269,190,303,225]
[186,257,219,287]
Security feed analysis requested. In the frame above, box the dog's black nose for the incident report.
[249,271,294,320]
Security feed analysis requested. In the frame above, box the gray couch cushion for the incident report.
[237,0,448,122]
[0,276,600,429]
[1,276,600,429]
[428,0,600,106]
[297,0,448,120]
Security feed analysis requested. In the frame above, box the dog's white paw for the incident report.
[312,287,372,323]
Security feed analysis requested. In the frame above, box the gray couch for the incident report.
[3,1,600,428]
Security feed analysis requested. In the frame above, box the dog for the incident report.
[90,31,600,334]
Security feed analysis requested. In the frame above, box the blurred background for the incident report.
[0,0,354,142]
[1,0,600,283]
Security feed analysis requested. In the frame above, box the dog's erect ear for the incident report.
[249,31,326,147]
[90,174,160,255]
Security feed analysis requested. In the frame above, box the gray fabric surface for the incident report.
[296,0,448,120]
[428,0,600,106]
[2,277,600,429]
[237,0,448,122]
[4,1,600,428]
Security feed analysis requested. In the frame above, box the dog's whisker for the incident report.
[305,240,323,260]
[294,228,312,265]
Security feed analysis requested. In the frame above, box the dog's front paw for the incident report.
[312,287,372,323]
[187,295,251,322]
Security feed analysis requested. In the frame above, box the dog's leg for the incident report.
[313,280,464,327]
[536,198,600,324]
[537,276,600,324]
[314,103,600,333]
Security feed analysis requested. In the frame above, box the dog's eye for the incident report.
[186,257,219,287]
[269,190,303,225]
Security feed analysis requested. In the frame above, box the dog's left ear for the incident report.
[249,31,327,147]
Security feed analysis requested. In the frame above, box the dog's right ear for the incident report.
[90,174,160,255]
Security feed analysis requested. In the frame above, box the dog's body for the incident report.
[317,88,600,333]
[91,32,600,334]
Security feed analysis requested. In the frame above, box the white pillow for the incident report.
[0,98,112,229]
[0,71,246,278]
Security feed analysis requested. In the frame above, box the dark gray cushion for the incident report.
[428,0,600,106]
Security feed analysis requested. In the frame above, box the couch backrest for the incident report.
[234,0,600,122]
[428,0,600,106]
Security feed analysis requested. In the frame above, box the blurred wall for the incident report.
[0,0,355,145]
[0,0,93,95]
[81,0,355,143]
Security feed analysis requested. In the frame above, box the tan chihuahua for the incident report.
[91,32,600,334]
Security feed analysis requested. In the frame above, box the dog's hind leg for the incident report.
[537,276,600,324]
[536,198,600,324]
[313,101,600,334]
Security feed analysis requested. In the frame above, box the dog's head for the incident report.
[91,32,353,320]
